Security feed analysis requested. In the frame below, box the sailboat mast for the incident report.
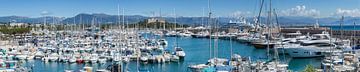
[340,16,345,66]
[255,0,265,32]
[73,16,76,31]
[116,4,123,69]
[52,16,55,31]
[160,9,165,31]
[208,0,213,59]
[214,18,218,58]
[136,29,140,71]
[230,27,233,58]
[353,22,356,54]
[202,8,205,27]
[44,14,46,30]
[266,0,272,59]
[341,16,344,39]
[174,9,179,47]
[80,15,83,31]
[329,18,335,70]
[122,8,125,29]
[117,4,121,31]
[273,9,282,63]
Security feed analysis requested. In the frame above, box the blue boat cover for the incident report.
[215,65,233,71]
[202,66,215,72]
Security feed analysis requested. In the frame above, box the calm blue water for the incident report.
[322,25,360,30]
[21,34,322,72]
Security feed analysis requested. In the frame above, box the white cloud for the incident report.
[279,5,320,17]
[41,11,51,15]
[229,11,252,17]
[333,8,360,17]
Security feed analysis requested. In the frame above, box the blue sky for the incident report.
[1,0,359,17]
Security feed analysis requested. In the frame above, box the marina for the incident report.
[0,0,359,72]
[1,25,359,72]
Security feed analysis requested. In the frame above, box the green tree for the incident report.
[303,65,316,72]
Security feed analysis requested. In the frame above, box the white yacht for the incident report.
[251,61,289,72]
[170,55,179,62]
[15,54,27,60]
[192,31,209,38]
[174,47,186,59]
[286,39,342,58]
[69,56,77,63]
[157,39,168,47]
[82,53,91,63]
[140,53,149,63]
[165,31,177,37]
[42,55,49,62]
[90,53,98,63]
[34,51,45,59]
[279,32,350,58]
[178,30,193,37]
[48,53,59,62]
[162,51,172,62]
[26,55,35,60]
[59,55,69,62]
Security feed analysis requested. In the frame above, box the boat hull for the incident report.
[286,48,325,58]
[252,43,274,49]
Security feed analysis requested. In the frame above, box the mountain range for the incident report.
[0,13,359,26]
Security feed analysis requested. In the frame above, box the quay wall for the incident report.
[280,27,330,34]
[280,27,360,44]
[331,30,360,44]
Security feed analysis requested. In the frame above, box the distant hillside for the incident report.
[61,13,148,24]
[330,17,360,25]
[0,13,359,26]
[0,16,64,24]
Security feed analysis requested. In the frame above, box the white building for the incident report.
[147,18,165,23]
[9,23,28,26]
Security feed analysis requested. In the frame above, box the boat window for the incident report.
[293,52,298,53]
[316,44,334,47]
[301,42,331,46]
[282,40,289,42]
[316,52,321,55]
[289,41,296,44]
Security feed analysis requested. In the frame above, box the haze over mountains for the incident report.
[0,13,359,26]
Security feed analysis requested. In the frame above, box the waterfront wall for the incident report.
[331,30,360,44]
[280,27,360,44]
[280,27,330,34]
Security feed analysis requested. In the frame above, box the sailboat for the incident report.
[172,10,186,60]
[188,0,242,71]
[251,0,289,71]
